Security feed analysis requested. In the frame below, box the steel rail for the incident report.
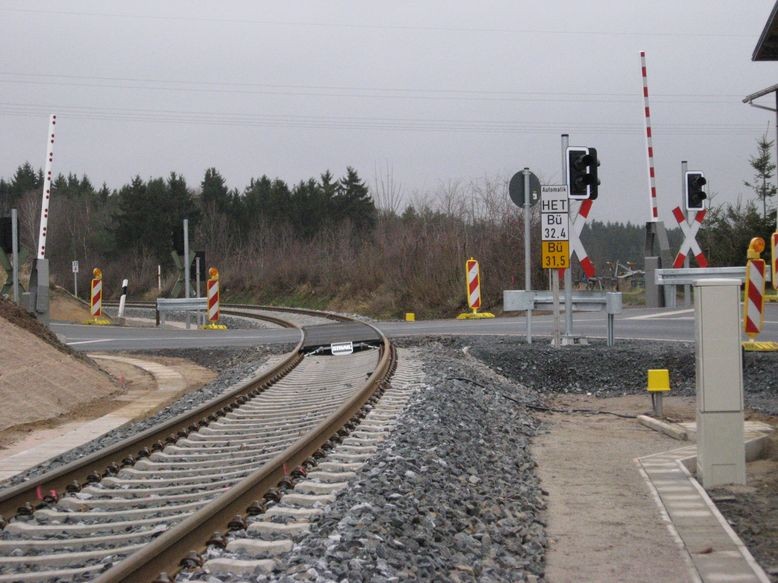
[0,315,304,518]
[95,322,395,582]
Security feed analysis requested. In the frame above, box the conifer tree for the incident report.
[744,131,777,219]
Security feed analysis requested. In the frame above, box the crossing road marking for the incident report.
[626,309,694,320]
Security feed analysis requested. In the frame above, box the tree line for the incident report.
[0,160,774,317]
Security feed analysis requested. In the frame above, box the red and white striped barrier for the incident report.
[207,274,220,323]
[744,258,766,339]
[203,267,227,329]
[568,199,596,279]
[457,258,494,319]
[466,258,481,310]
[90,268,103,318]
[640,51,659,222]
[672,206,708,268]
[37,114,56,259]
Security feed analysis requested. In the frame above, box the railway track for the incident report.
[0,307,395,582]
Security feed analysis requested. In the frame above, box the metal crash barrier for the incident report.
[656,266,750,286]
[155,297,207,327]
[503,290,622,346]
[656,266,774,308]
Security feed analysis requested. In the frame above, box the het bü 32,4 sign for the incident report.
[540,186,569,269]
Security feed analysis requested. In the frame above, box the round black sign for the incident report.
[509,170,541,207]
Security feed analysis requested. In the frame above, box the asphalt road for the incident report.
[51,303,778,351]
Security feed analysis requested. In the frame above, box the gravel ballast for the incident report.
[463,337,778,414]
[213,343,547,582]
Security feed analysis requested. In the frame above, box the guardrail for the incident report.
[657,266,772,285]
[156,297,207,326]
[656,266,773,308]
[655,267,749,286]
[503,290,622,345]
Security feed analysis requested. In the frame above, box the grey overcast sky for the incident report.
[1,1,777,225]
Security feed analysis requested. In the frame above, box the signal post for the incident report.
[541,185,569,347]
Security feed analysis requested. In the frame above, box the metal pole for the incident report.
[157,264,161,292]
[523,168,533,344]
[73,269,77,298]
[11,209,19,304]
[652,393,664,418]
[183,219,191,330]
[523,168,531,291]
[195,256,201,299]
[775,92,778,229]
[561,134,573,340]
[195,256,202,327]
[681,161,691,306]
[551,269,561,347]
[607,313,615,347]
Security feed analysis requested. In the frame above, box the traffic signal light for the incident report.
[172,230,185,255]
[685,171,706,211]
[0,217,15,253]
[566,146,600,200]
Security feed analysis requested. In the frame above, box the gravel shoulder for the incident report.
[463,335,778,581]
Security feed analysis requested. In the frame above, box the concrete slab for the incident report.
[637,442,771,582]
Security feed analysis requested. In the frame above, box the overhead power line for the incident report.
[0,102,764,136]
[0,7,752,39]
[0,73,744,105]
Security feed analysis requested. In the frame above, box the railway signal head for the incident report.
[0,217,15,253]
[685,171,707,211]
[566,146,600,200]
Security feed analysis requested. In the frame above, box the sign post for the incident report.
[509,168,540,343]
[561,133,574,342]
[770,232,778,290]
[72,260,79,297]
[541,185,569,347]
[11,209,19,304]
[183,219,191,330]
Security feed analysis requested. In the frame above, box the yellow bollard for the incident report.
[647,369,670,418]
[405,312,415,322]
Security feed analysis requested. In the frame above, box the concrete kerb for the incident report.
[637,435,773,583]
[638,414,688,440]
[636,463,703,583]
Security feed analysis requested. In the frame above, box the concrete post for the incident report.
[11,209,19,304]
[183,219,191,330]
[694,279,746,488]
[645,256,661,308]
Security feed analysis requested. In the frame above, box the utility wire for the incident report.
[0,102,763,136]
[0,73,744,105]
[0,8,753,39]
